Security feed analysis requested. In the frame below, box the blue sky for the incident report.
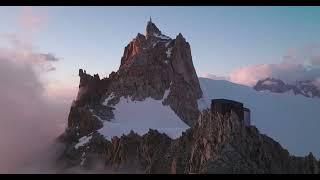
[1,6,320,87]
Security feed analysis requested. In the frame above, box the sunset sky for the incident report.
[1,6,320,96]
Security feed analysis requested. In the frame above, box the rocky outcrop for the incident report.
[76,69,110,106]
[171,33,202,99]
[254,77,320,98]
[294,80,320,98]
[59,101,319,174]
[254,78,289,93]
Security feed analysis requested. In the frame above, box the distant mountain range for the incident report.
[254,77,320,98]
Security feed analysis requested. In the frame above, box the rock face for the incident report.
[113,20,202,126]
[254,77,320,98]
[59,101,319,174]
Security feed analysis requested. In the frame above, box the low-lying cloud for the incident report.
[0,33,71,173]
[0,7,82,173]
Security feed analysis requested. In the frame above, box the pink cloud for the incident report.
[0,34,59,73]
[0,12,73,172]
[18,6,47,31]
[229,45,320,87]
[229,64,272,86]
[0,55,69,173]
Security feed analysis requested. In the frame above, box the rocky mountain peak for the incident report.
[68,20,204,141]
[146,18,162,39]
[254,77,320,98]
[254,77,288,93]
[115,20,203,126]
[176,33,185,41]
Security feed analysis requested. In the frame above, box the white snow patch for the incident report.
[199,78,320,157]
[153,33,171,40]
[80,152,86,166]
[152,42,158,48]
[92,114,106,121]
[166,47,172,58]
[262,80,278,86]
[103,93,115,106]
[163,89,170,99]
[165,60,169,64]
[97,89,189,141]
[75,135,92,149]
[165,41,171,47]
[80,159,85,166]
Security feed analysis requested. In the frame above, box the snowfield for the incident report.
[97,90,189,141]
[198,77,320,157]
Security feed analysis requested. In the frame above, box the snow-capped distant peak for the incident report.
[262,79,279,86]
[254,77,320,98]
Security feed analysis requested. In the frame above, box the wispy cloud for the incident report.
[40,53,60,62]
[0,34,59,72]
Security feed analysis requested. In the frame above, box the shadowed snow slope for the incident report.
[198,77,320,157]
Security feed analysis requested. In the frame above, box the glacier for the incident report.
[198,77,320,157]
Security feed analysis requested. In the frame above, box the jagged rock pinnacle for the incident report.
[146,19,162,38]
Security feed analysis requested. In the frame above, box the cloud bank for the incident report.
[0,7,74,173]
[228,45,320,87]
[0,35,72,173]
